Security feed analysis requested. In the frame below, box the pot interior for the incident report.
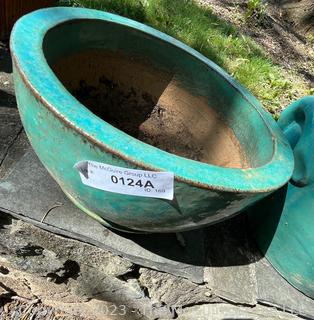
[43,19,275,169]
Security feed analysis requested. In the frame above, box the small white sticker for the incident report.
[74,160,174,200]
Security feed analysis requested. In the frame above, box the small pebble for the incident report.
[204,291,212,297]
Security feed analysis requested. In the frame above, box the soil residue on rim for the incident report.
[52,49,249,168]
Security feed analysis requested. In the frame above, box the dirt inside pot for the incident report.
[52,49,248,168]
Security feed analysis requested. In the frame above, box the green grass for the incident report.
[245,0,267,25]
[58,0,309,117]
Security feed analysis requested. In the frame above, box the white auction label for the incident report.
[74,160,174,200]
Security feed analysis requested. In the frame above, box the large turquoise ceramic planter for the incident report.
[11,7,293,233]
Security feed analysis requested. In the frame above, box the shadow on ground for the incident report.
[0,42,12,74]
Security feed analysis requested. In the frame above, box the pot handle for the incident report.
[278,96,314,186]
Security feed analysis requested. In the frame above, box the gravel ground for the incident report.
[0,298,89,320]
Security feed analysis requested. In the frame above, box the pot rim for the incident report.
[10,7,294,193]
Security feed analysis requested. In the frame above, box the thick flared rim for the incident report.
[10,7,294,192]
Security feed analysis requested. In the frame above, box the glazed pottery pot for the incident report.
[11,8,293,232]
[249,96,314,298]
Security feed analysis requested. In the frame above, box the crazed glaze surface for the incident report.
[11,7,294,232]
